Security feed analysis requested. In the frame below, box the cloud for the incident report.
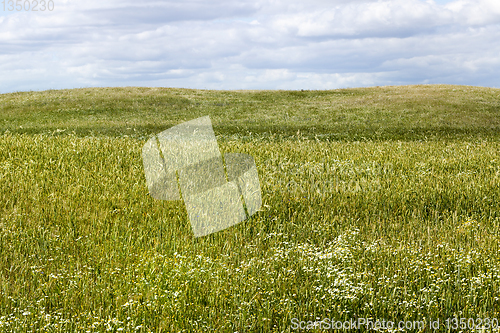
[0,0,499,93]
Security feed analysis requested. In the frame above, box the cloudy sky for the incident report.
[1,0,499,93]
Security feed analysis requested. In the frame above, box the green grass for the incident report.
[1,84,500,332]
[2,84,500,141]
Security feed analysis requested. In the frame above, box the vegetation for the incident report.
[1,84,499,331]
[2,84,499,141]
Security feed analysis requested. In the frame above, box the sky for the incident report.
[1,0,499,93]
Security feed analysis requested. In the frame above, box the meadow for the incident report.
[0,84,499,332]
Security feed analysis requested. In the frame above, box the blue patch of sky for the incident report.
[1,1,20,17]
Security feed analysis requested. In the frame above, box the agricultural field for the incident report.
[1,84,500,332]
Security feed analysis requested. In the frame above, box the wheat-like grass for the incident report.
[1,85,499,331]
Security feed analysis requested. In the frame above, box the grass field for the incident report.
[1,84,500,332]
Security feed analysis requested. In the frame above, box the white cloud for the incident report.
[0,0,499,93]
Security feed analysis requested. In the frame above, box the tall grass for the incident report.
[1,85,500,331]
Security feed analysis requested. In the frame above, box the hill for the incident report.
[1,84,499,141]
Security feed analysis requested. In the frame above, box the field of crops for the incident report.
[1,85,500,332]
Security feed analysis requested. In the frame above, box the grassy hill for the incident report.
[1,84,499,332]
[2,84,500,141]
